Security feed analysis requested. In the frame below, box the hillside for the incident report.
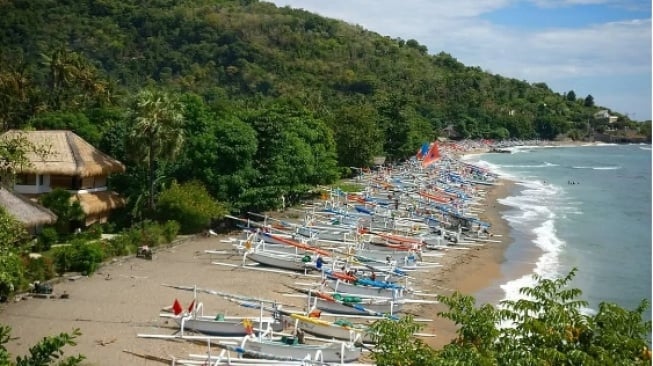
[0,0,649,211]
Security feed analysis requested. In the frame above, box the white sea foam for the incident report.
[472,159,518,180]
[497,179,567,306]
[500,162,559,168]
[571,165,621,170]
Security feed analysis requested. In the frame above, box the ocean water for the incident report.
[467,144,652,320]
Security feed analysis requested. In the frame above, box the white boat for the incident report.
[238,335,363,363]
[246,251,317,272]
[290,313,375,343]
[324,278,405,298]
[315,297,401,316]
[172,314,283,337]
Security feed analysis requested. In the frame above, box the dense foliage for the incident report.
[156,181,226,234]
[0,207,28,301]
[0,0,649,213]
[39,189,85,234]
[371,269,652,365]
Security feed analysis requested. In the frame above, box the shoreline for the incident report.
[413,178,520,348]
[0,160,527,364]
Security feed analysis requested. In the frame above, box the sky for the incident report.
[268,0,652,121]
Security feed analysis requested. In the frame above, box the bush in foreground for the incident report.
[371,268,651,365]
[0,325,84,366]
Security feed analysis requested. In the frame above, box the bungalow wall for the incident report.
[14,174,109,194]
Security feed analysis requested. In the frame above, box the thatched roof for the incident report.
[1,130,125,177]
[73,191,126,216]
[0,188,57,227]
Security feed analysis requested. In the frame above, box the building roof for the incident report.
[73,191,126,215]
[0,187,57,227]
[1,130,125,177]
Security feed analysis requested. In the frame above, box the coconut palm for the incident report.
[127,89,185,211]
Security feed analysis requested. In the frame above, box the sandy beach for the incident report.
[0,178,519,365]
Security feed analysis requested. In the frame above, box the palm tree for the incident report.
[127,89,185,212]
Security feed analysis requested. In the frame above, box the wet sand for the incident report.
[0,180,518,365]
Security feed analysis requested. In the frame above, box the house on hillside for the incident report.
[0,130,126,226]
[594,110,619,124]
[0,187,57,234]
[441,124,460,139]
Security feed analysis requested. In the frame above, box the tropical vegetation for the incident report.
[370,269,652,365]
[0,0,649,215]
[0,2,651,363]
[0,325,84,366]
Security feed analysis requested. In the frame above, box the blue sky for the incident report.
[268,0,652,121]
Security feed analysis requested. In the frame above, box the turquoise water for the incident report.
[467,144,651,319]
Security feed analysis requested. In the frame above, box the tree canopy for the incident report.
[370,269,652,365]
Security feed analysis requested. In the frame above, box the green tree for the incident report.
[241,103,339,210]
[0,207,28,301]
[584,94,595,107]
[127,89,185,212]
[0,325,84,366]
[39,189,85,234]
[371,269,652,365]
[28,111,102,146]
[155,181,226,234]
[370,315,437,365]
[329,103,382,168]
[0,132,39,187]
[566,90,576,102]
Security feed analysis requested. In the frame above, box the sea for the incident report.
[465,143,652,322]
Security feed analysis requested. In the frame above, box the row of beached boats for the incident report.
[133,145,501,365]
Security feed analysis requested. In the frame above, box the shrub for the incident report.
[371,269,652,365]
[0,252,25,302]
[23,256,56,283]
[105,234,134,257]
[36,227,58,252]
[39,189,85,234]
[83,224,103,240]
[162,220,180,242]
[156,181,226,234]
[53,240,105,275]
[0,325,85,365]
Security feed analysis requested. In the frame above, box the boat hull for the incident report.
[241,337,362,363]
[246,252,315,272]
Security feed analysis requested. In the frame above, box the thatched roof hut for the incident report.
[0,187,57,228]
[1,130,125,177]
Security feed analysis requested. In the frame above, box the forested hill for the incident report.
[0,0,649,210]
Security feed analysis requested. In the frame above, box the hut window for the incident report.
[94,176,107,188]
[16,174,37,185]
[50,175,74,189]
[82,177,94,189]
[72,176,82,190]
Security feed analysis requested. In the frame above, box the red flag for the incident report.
[172,299,183,315]
[187,300,195,313]
[421,143,441,167]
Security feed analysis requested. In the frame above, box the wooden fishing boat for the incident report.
[323,278,405,298]
[246,251,317,272]
[315,297,401,316]
[238,335,363,363]
[172,314,283,337]
[290,314,375,343]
